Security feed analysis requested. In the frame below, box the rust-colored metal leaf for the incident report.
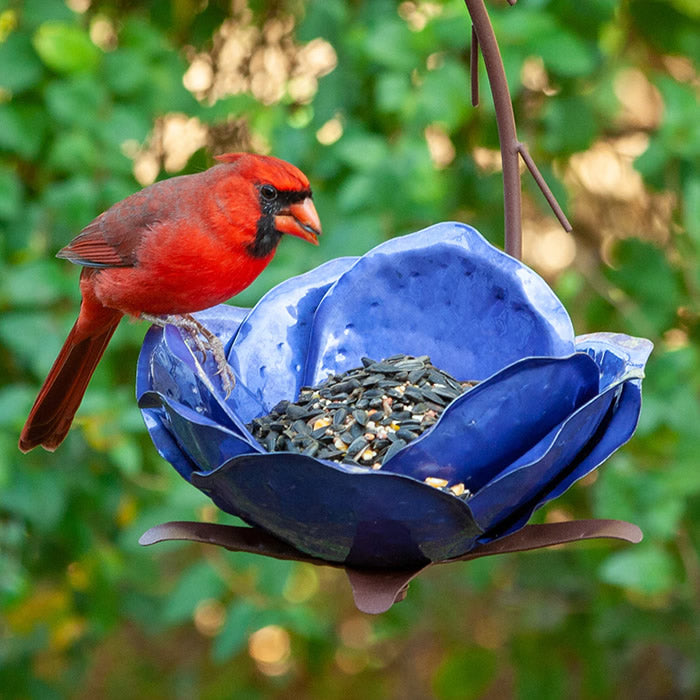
[140,518,642,614]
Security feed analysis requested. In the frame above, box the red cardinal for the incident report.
[19,153,321,453]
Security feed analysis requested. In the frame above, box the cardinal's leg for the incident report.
[140,313,235,397]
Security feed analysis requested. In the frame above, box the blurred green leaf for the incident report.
[433,646,498,700]
[162,561,227,625]
[536,29,599,78]
[604,239,682,334]
[102,48,152,97]
[600,545,678,595]
[0,103,45,159]
[0,31,44,93]
[32,21,101,74]
[0,166,22,220]
[543,96,597,154]
[212,599,259,662]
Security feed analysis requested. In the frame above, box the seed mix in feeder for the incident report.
[246,354,478,498]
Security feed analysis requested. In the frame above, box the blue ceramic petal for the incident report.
[468,382,620,533]
[139,391,260,476]
[139,324,259,444]
[136,305,250,413]
[191,454,483,567]
[576,332,652,390]
[540,380,642,504]
[139,406,200,481]
[229,257,358,423]
[384,353,600,489]
[304,223,575,385]
[137,305,257,476]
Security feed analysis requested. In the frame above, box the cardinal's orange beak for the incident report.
[275,197,322,245]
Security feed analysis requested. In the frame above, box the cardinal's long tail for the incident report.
[19,304,123,453]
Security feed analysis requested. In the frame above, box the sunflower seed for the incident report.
[245,353,478,481]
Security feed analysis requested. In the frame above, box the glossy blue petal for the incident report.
[228,257,358,423]
[576,332,652,390]
[191,454,482,567]
[139,405,200,481]
[541,381,641,503]
[304,223,575,385]
[136,304,250,409]
[468,333,652,538]
[136,305,255,478]
[137,319,259,446]
[469,382,619,533]
[384,353,599,489]
[138,391,259,477]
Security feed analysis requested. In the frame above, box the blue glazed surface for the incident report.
[137,223,652,567]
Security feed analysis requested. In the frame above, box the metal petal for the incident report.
[538,380,642,504]
[138,391,261,477]
[468,382,620,533]
[384,353,600,489]
[303,222,575,385]
[137,311,262,453]
[228,257,358,422]
[191,453,483,568]
[576,332,653,390]
[139,405,200,481]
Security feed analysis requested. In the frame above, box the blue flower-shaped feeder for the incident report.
[137,223,649,611]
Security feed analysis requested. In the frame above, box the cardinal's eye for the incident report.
[260,184,278,201]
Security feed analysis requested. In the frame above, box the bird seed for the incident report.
[246,354,478,499]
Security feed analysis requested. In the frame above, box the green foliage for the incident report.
[1,0,699,697]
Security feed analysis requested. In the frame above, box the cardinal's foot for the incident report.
[141,313,236,397]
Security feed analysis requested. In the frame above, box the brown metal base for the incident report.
[140,519,642,614]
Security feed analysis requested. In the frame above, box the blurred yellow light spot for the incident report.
[521,56,549,92]
[194,599,226,637]
[473,146,502,174]
[316,117,343,146]
[248,625,292,676]
[580,471,599,487]
[339,616,373,649]
[7,588,69,634]
[116,495,137,527]
[89,16,117,51]
[524,225,577,276]
[283,564,319,603]
[133,153,159,186]
[473,613,507,650]
[613,132,650,159]
[288,74,319,103]
[67,561,89,591]
[570,142,645,201]
[614,68,663,130]
[183,56,214,94]
[426,52,444,71]
[120,139,140,160]
[425,124,455,169]
[662,55,698,83]
[664,328,689,350]
[198,504,219,523]
[296,38,337,78]
[67,0,91,11]
[399,1,443,31]
[0,10,18,41]
[50,617,87,651]
[546,508,575,524]
[161,114,208,172]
